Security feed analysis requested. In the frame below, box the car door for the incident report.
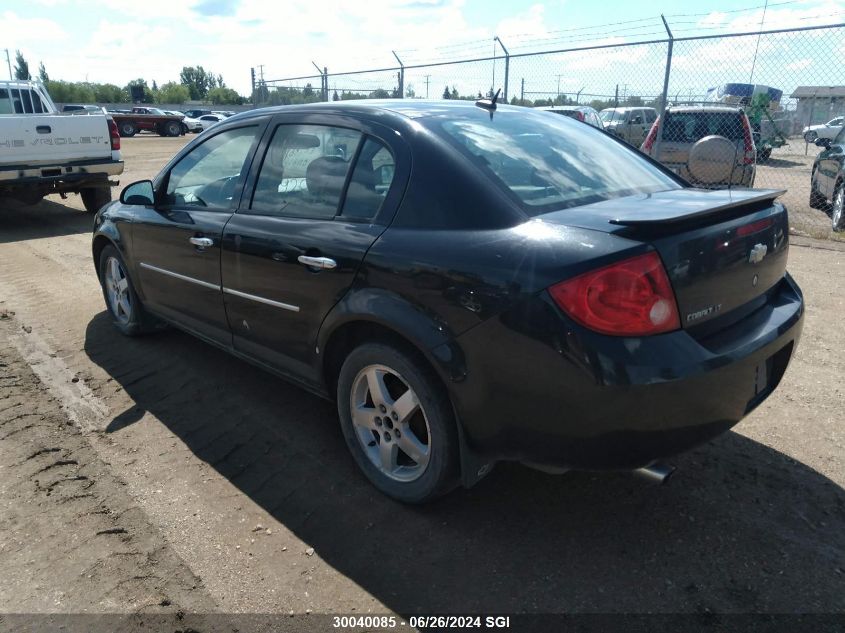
[220,115,409,383]
[818,126,845,198]
[129,122,266,344]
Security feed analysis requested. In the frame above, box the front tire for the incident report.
[804,131,817,143]
[337,342,459,503]
[119,122,137,137]
[832,183,844,232]
[98,245,157,336]
[81,187,112,213]
[165,121,181,137]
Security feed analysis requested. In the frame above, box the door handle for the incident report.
[297,255,337,270]
[189,236,214,248]
[36,125,52,134]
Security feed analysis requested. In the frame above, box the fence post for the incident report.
[494,36,509,102]
[392,51,404,98]
[653,15,674,160]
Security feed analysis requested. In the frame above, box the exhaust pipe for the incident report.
[634,462,676,484]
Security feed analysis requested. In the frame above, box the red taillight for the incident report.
[741,113,754,164]
[548,251,680,337]
[642,116,659,153]
[737,217,773,237]
[108,119,120,151]
[576,111,585,122]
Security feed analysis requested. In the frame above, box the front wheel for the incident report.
[337,342,459,503]
[832,183,844,232]
[804,131,817,143]
[98,245,158,336]
[81,187,111,213]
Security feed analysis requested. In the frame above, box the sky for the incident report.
[2,0,844,102]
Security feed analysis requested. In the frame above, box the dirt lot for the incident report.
[0,135,843,628]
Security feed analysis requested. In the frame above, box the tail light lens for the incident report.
[641,117,659,153]
[548,251,680,336]
[108,118,120,151]
[741,113,754,164]
[576,111,585,122]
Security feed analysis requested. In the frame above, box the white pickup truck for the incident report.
[0,80,123,212]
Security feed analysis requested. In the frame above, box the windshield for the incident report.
[431,108,679,215]
[599,109,624,124]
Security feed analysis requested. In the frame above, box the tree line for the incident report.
[11,50,246,105]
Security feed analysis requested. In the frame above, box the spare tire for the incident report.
[687,135,738,185]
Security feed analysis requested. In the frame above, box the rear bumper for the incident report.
[448,273,803,469]
[0,158,123,188]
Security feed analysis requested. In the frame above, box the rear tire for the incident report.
[119,122,136,137]
[98,245,159,336]
[165,121,181,137]
[336,342,459,503]
[81,187,112,213]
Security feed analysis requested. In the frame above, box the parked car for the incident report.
[599,106,657,145]
[0,80,122,211]
[802,116,844,143]
[62,104,104,114]
[809,128,845,231]
[196,113,226,130]
[212,110,236,118]
[535,105,603,128]
[183,109,212,119]
[92,100,803,503]
[164,110,203,133]
[641,106,756,189]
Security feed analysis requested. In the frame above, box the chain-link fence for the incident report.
[256,22,845,239]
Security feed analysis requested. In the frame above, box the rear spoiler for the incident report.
[609,189,786,226]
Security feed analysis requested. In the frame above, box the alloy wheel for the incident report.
[104,256,132,324]
[349,364,431,482]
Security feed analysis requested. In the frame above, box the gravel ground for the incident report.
[0,136,842,628]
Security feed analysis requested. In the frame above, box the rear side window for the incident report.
[0,88,45,114]
[340,138,395,220]
[662,112,745,142]
[432,109,678,214]
[250,124,363,219]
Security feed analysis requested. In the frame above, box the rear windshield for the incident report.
[430,109,679,215]
[662,111,746,142]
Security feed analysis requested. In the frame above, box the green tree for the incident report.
[207,86,243,105]
[14,50,30,80]
[332,90,339,101]
[156,82,190,105]
[179,66,216,100]
[38,62,48,83]
[126,78,153,103]
[442,85,451,99]
[370,88,390,99]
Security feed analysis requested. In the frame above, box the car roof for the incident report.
[225,99,548,125]
[535,105,593,111]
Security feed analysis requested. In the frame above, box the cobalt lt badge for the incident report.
[748,243,768,265]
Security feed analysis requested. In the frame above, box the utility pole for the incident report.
[258,64,265,84]
[424,75,430,99]
[4,49,12,80]
[614,84,619,107]
[521,78,525,105]
[556,74,564,100]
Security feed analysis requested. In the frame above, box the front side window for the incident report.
[164,126,258,209]
[431,108,678,215]
[250,124,363,218]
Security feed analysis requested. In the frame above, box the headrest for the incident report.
[306,156,348,200]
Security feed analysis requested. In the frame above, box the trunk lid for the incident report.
[0,113,112,166]
[541,188,789,329]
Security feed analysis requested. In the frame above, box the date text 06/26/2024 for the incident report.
[332,615,512,629]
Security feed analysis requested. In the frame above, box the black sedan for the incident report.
[809,127,845,231]
[92,100,804,503]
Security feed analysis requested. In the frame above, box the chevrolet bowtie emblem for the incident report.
[748,243,768,265]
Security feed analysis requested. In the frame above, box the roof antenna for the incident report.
[475,88,501,119]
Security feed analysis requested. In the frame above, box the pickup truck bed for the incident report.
[1,80,124,212]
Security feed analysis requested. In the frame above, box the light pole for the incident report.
[4,49,12,80]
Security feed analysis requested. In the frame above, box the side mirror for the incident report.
[120,180,155,206]
[815,138,832,148]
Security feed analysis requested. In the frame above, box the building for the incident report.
[790,86,845,127]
